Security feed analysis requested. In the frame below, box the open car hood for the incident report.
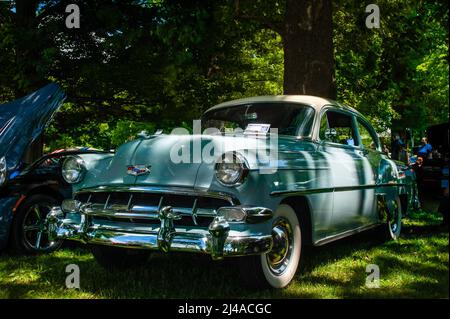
[0,83,66,176]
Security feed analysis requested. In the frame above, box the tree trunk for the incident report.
[14,0,40,95]
[15,0,38,28]
[283,0,335,98]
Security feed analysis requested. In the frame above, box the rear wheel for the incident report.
[91,245,151,270]
[239,204,302,289]
[10,194,63,254]
[412,187,421,211]
[379,196,402,241]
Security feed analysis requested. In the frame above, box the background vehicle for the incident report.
[0,83,112,254]
[1,149,110,254]
[1,83,66,252]
[420,123,449,197]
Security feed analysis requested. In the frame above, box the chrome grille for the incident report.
[74,191,232,228]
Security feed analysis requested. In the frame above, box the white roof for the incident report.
[206,95,361,115]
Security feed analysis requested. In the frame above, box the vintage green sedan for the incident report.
[47,96,417,288]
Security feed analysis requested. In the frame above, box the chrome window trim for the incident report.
[315,105,362,149]
[201,101,317,139]
[355,115,382,152]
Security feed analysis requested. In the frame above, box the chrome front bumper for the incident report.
[46,200,273,260]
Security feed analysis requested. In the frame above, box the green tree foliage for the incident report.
[0,0,447,150]
[1,0,285,150]
[334,0,448,137]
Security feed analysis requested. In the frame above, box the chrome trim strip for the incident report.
[314,223,381,246]
[76,185,238,205]
[131,204,159,213]
[94,211,159,220]
[127,194,133,209]
[91,222,157,234]
[192,198,198,226]
[270,183,407,196]
[271,187,334,196]
[270,166,330,171]
[103,194,110,210]
[82,204,216,219]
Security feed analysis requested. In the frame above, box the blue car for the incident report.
[0,84,67,253]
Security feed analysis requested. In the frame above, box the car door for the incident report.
[355,116,384,224]
[318,108,369,233]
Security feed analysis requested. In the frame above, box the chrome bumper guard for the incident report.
[46,200,273,260]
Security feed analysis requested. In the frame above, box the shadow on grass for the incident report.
[0,214,448,299]
[285,212,448,298]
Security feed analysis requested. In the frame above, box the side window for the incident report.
[319,111,358,146]
[357,119,379,150]
[319,113,329,140]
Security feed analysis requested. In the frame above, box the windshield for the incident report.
[201,102,315,136]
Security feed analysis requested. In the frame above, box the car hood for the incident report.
[78,133,280,190]
[0,83,66,175]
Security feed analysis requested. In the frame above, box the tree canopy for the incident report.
[0,0,447,150]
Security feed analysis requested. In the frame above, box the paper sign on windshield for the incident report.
[245,123,271,134]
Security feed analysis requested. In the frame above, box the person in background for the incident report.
[412,156,425,206]
[392,134,404,160]
[418,137,433,160]
[400,131,411,163]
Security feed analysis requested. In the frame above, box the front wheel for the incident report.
[239,204,302,289]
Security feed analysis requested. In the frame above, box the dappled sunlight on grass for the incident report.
[0,210,448,299]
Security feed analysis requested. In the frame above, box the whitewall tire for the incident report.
[386,196,402,240]
[379,196,402,241]
[239,204,302,289]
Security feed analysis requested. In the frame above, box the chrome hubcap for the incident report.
[22,204,57,251]
[267,218,294,275]
[389,201,400,233]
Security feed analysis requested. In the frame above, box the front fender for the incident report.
[376,158,403,199]
[71,153,115,193]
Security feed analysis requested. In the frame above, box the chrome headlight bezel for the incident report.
[62,156,86,184]
[0,156,7,186]
[214,152,249,187]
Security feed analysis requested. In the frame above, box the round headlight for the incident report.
[62,156,86,184]
[215,152,248,186]
[0,156,7,186]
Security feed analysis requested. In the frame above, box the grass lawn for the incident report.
[0,209,448,299]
